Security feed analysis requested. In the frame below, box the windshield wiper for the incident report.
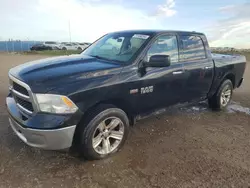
[90,55,123,64]
[91,55,110,61]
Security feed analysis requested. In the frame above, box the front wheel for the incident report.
[208,79,233,110]
[77,105,129,160]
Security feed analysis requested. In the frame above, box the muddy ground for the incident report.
[0,53,249,188]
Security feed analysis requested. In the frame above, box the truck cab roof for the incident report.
[110,30,204,36]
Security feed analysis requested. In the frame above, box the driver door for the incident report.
[134,34,186,112]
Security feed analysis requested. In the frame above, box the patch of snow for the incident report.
[227,103,250,115]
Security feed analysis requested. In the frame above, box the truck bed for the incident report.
[212,53,246,65]
[209,53,246,96]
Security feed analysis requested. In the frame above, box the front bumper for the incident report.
[6,95,82,150]
[9,117,76,150]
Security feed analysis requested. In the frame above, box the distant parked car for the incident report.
[61,43,79,50]
[78,42,91,51]
[43,41,61,50]
[30,44,52,51]
[72,43,83,50]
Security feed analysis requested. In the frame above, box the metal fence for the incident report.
[0,41,41,52]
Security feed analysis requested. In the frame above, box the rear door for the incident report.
[179,34,214,102]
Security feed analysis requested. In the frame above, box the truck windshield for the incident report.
[81,33,151,63]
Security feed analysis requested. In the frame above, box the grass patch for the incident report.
[242,52,250,62]
[22,50,81,56]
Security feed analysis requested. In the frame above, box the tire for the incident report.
[62,47,67,50]
[77,47,82,51]
[77,104,129,160]
[208,79,233,110]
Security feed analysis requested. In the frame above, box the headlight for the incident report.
[35,94,78,114]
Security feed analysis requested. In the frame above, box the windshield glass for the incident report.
[82,32,151,63]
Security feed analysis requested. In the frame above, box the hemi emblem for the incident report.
[130,89,138,94]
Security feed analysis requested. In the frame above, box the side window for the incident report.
[146,35,178,63]
[180,35,206,60]
[130,37,145,49]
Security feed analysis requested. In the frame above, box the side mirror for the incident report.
[144,55,171,68]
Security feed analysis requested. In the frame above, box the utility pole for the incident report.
[68,20,72,43]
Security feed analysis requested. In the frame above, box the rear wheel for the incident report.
[208,79,233,110]
[62,47,67,50]
[77,104,129,160]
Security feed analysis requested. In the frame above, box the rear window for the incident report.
[180,35,206,60]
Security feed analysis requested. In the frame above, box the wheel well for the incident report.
[224,73,235,88]
[84,99,135,126]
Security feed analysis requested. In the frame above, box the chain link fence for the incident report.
[0,41,41,52]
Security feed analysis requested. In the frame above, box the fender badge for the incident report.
[130,89,138,94]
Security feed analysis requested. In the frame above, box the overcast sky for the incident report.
[0,0,250,48]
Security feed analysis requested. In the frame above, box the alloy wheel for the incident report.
[92,117,124,155]
[220,85,232,107]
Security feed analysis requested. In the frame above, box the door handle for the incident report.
[172,71,183,75]
[204,66,212,70]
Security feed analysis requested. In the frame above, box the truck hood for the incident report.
[9,54,122,93]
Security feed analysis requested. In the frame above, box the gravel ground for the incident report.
[0,53,250,188]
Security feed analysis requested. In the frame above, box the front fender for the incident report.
[70,84,133,114]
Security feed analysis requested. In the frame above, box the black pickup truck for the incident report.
[6,30,246,160]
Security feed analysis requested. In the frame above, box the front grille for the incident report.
[13,82,29,96]
[9,75,35,115]
[15,96,34,112]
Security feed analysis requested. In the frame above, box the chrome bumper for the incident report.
[9,118,76,150]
